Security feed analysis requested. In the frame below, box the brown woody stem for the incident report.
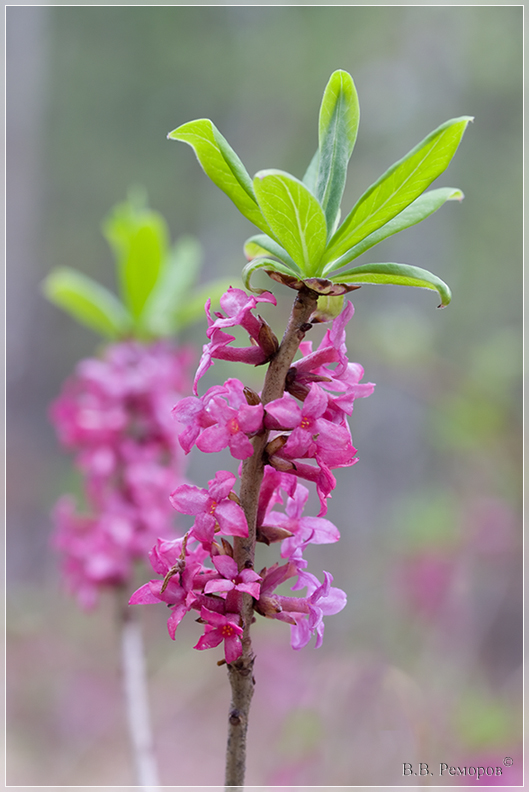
[224,287,319,790]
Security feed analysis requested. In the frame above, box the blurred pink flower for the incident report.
[50,340,193,608]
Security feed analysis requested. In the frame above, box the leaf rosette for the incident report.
[169,69,472,310]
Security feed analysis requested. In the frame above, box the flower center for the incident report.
[300,416,311,430]
[228,418,240,435]
[221,624,235,637]
[209,500,218,514]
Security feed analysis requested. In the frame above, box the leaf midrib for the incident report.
[327,127,450,257]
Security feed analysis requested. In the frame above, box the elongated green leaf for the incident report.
[244,234,300,272]
[140,236,203,336]
[316,70,359,233]
[43,268,133,338]
[324,187,464,274]
[168,119,270,234]
[103,202,169,319]
[302,149,320,194]
[324,116,473,264]
[331,262,452,307]
[253,170,327,277]
[242,257,299,294]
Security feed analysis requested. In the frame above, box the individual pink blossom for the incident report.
[282,459,338,516]
[265,384,357,467]
[170,470,248,548]
[204,554,262,599]
[288,301,375,411]
[196,397,263,460]
[194,606,244,663]
[262,483,340,558]
[193,287,278,393]
[173,378,263,459]
[206,286,276,339]
[290,571,347,650]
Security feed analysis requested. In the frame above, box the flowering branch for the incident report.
[226,285,319,788]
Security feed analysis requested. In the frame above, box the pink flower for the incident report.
[204,555,262,599]
[193,287,278,393]
[290,571,347,650]
[170,470,248,548]
[50,341,193,607]
[262,483,340,558]
[53,496,133,610]
[173,378,263,459]
[265,384,357,467]
[194,606,244,664]
[197,399,263,461]
[206,286,276,339]
[288,301,375,412]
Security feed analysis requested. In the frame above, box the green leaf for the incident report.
[324,116,473,264]
[242,257,299,294]
[140,235,203,337]
[316,70,360,234]
[253,170,327,277]
[173,278,235,332]
[324,187,464,274]
[103,201,169,319]
[168,119,271,234]
[302,149,319,194]
[331,262,452,307]
[43,268,133,338]
[243,234,300,273]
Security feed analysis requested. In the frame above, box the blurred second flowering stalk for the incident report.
[45,191,231,605]
[44,191,232,788]
[51,339,193,609]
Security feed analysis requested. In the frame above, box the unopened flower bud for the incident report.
[258,321,279,358]
[256,524,294,545]
[264,434,288,457]
[268,455,296,472]
[254,595,283,617]
[220,538,234,557]
[243,386,262,406]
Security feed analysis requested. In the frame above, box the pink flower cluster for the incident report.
[51,341,193,609]
[131,288,374,663]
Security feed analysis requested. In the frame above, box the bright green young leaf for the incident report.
[168,119,271,235]
[331,262,452,307]
[324,116,473,265]
[43,268,133,338]
[103,201,169,319]
[242,257,299,294]
[316,70,359,234]
[302,149,320,194]
[253,170,327,277]
[323,187,464,274]
[244,234,300,273]
[140,235,203,336]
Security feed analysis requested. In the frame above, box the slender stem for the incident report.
[118,589,160,791]
[224,287,319,790]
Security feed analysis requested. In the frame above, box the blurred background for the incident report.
[7,5,522,788]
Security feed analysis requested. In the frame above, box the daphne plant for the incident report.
[45,192,231,790]
[127,70,471,789]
